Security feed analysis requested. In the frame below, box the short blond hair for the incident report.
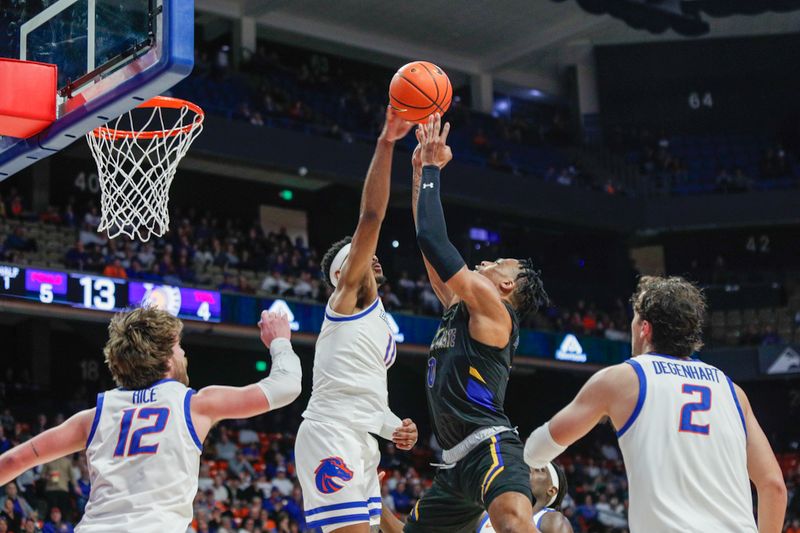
[104,307,183,389]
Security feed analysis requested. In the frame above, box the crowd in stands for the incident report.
[7,182,800,347]
[2,406,800,533]
[0,187,632,342]
[174,40,800,198]
[608,127,800,195]
[169,44,629,196]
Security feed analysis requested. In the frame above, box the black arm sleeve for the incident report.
[416,165,466,282]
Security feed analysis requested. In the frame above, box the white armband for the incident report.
[524,422,567,468]
[378,409,403,441]
[257,338,302,410]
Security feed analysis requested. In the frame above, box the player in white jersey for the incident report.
[295,107,418,533]
[379,462,572,533]
[524,276,788,533]
[476,462,572,533]
[0,306,302,532]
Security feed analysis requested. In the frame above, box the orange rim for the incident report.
[92,96,204,140]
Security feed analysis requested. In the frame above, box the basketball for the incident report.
[389,61,452,123]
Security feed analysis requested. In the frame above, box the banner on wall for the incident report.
[759,345,800,375]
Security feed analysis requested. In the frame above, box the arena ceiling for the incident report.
[196,0,800,95]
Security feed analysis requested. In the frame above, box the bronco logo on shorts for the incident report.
[314,456,354,494]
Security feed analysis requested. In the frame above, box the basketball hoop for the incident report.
[86,96,204,242]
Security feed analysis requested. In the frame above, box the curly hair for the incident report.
[104,306,183,389]
[320,236,352,288]
[511,258,550,319]
[631,275,706,358]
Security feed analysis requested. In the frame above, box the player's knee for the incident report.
[488,495,535,533]
[492,516,531,533]
[490,510,530,533]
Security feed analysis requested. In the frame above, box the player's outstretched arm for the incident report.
[330,108,412,313]
[733,383,787,533]
[415,114,510,347]
[190,311,301,440]
[0,409,94,486]
[525,364,633,467]
[411,131,455,308]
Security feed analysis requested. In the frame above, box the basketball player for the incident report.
[295,107,418,533]
[379,462,572,533]
[524,276,788,532]
[0,307,302,532]
[402,114,549,533]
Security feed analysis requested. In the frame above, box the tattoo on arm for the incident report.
[411,168,422,224]
[30,441,40,458]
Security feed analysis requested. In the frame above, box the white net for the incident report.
[86,99,204,242]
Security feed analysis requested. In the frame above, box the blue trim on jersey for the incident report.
[305,501,367,516]
[617,359,647,437]
[726,376,747,437]
[183,389,203,451]
[305,513,370,528]
[86,392,105,448]
[646,352,700,362]
[324,298,380,322]
[536,508,556,529]
[368,508,381,517]
[118,378,178,391]
[368,497,382,504]
[476,512,490,532]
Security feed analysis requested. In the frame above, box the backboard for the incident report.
[0,0,194,179]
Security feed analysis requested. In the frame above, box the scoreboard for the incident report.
[0,264,221,322]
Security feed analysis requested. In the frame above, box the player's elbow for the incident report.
[359,210,383,227]
[756,472,787,503]
[286,374,302,404]
[0,450,21,480]
[415,229,436,256]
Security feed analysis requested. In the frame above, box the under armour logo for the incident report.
[422,183,434,189]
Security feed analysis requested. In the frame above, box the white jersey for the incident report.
[616,354,756,533]
[476,508,555,532]
[79,379,201,533]
[303,297,397,434]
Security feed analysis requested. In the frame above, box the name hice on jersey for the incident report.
[79,379,201,533]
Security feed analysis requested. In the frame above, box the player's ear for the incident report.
[499,278,515,297]
[641,319,653,340]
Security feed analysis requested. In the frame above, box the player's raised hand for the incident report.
[392,418,418,451]
[258,310,291,348]
[418,113,452,169]
[380,106,414,143]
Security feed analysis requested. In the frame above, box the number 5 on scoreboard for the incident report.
[679,384,711,435]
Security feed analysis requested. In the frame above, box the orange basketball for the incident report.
[389,61,452,124]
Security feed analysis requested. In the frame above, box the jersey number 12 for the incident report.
[114,407,170,456]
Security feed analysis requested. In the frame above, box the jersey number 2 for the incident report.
[679,384,711,435]
[114,407,170,456]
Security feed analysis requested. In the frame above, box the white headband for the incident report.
[545,462,560,507]
[329,243,351,287]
